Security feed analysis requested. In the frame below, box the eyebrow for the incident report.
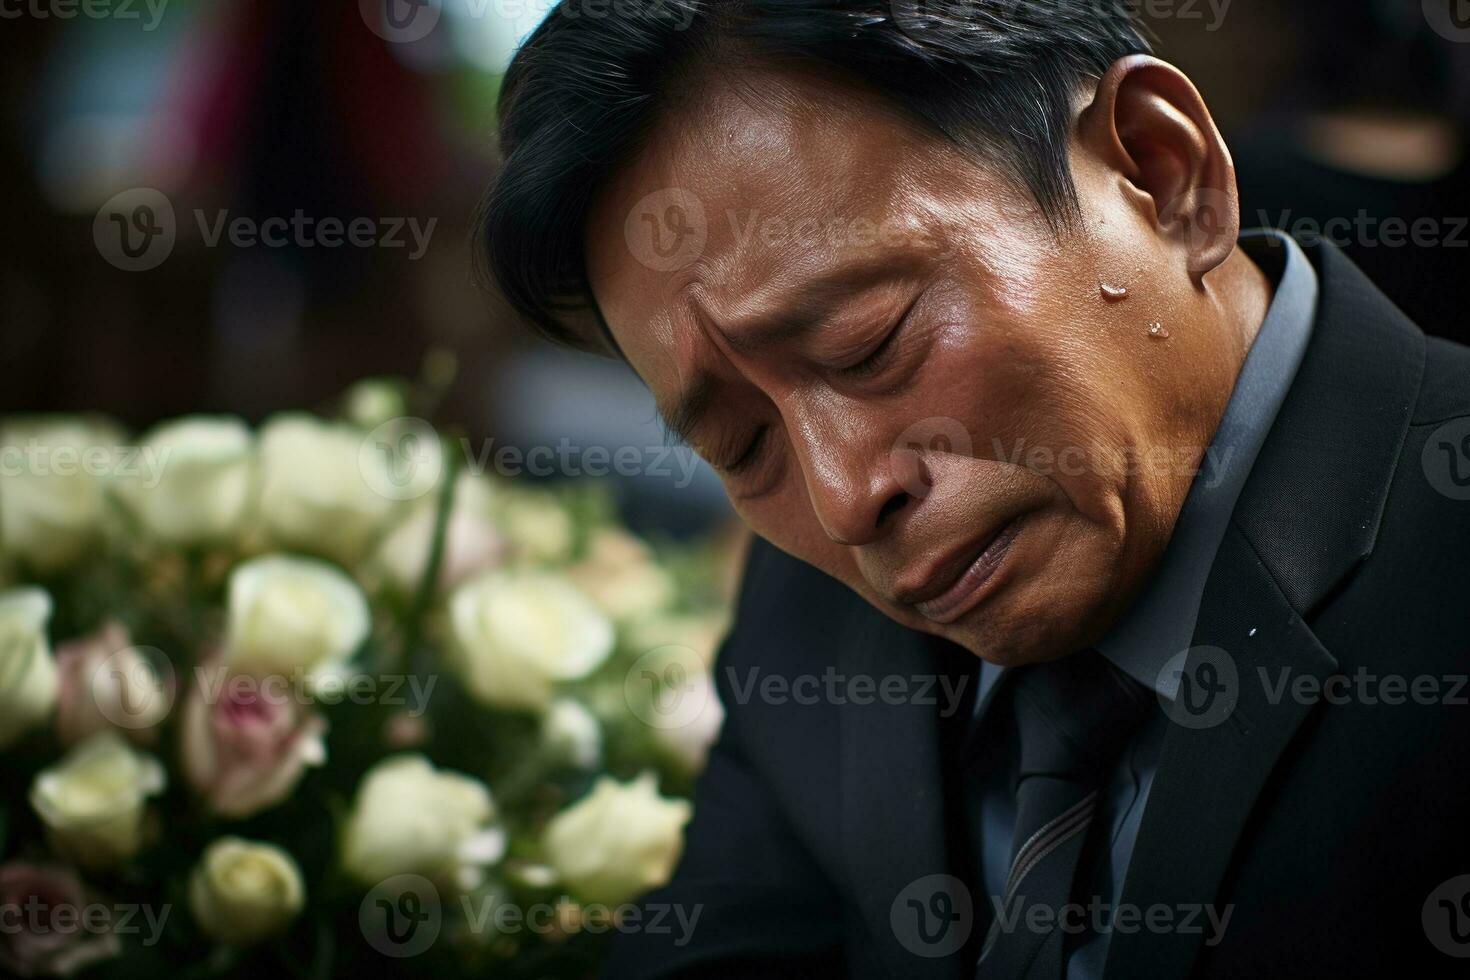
[719,258,903,355]
[656,256,917,444]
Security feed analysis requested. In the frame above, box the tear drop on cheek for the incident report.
[1100,283,1129,302]
[1147,322,1170,340]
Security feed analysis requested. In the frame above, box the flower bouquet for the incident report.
[0,375,736,978]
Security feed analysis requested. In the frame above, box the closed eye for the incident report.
[838,325,901,379]
[718,425,768,475]
[836,294,920,380]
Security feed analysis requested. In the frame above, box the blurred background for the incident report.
[2,0,1469,532]
[0,4,1466,975]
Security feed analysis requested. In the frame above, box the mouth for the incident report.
[894,516,1024,625]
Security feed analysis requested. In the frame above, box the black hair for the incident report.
[477,0,1151,350]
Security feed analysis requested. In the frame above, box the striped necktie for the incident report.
[975,650,1154,978]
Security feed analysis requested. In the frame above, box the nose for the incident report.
[786,415,913,547]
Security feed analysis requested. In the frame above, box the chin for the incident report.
[941,593,1085,666]
[937,542,1125,666]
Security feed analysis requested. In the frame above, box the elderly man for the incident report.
[479,2,1470,977]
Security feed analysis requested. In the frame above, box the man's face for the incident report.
[586,68,1226,665]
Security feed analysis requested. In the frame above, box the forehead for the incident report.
[583,66,1022,397]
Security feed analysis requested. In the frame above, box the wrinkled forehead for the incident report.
[583,68,975,391]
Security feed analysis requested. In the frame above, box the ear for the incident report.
[1078,55,1239,282]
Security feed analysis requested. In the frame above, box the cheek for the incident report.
[733,486,863,584]
[937,283,1138,525]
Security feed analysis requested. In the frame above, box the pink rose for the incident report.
[181,663,327,819]
[55,621,172,747]
[0,864,120,978]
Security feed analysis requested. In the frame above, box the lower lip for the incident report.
[913,519,1022,625]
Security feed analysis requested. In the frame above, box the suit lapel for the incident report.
[1105,240,1425,977]
[1229,239,1425,616]
[1103,525,1336,976]
[841,602,972,980]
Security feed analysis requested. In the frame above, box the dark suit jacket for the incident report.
[605,240,1470,979]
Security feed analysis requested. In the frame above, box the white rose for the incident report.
[496,492,574,563]
[448,570,613,711]
[223,555,370,683]
[257,414,396,564]
[29,733,166,871]
[542,698,602,769]
[116,416,252,545]
[542,773,691,906]
[341,755,503,890]
[567,528,675,622]
[0,418,116,571]
[0,587,58,749]
[625,610,731,671]
[188,837,305,946]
